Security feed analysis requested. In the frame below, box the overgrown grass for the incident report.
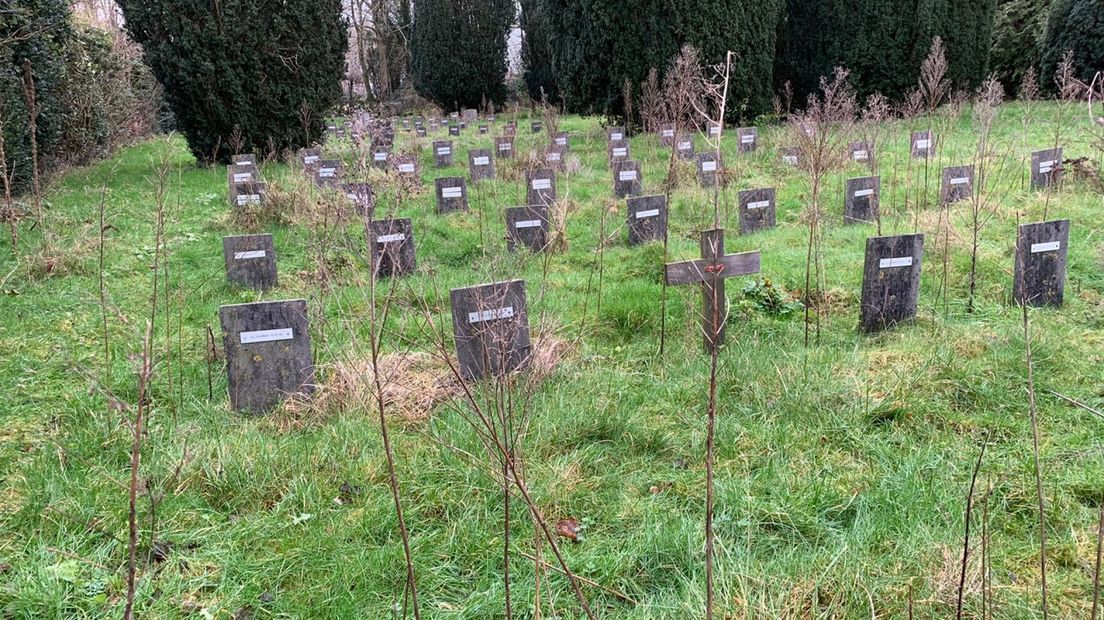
[1,102,1103,618]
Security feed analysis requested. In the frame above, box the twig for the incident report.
[519,551,638,605]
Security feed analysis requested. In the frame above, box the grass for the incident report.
[1,101,1103,618]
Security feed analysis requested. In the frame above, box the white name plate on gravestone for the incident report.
[853,150,868,160]
[619,170,638,181]
[854,189,875,197]
[468,306,514,324]
[374,152,388,161]
[678,141,692,150]
[532,179,551,190]
[547,152,561,161]
[636,209,660,219]
[515,220,542,229]
[240,328,294,344]
[441,187,463,198]
[556,137,567,145]
[879,257,914,269]
[612,147,627,157]
[741,135,755,144]
[783,156,797,165]
[398,163,415,173]
[915,139,931,149]
[304,155,320,164]
[748,200,770,209]
[1031,241,1061,253]
[499,143,512,151]
[662,129,674,137]
[233,173,252,182]
[1039,160,1055,173]
[709,126,721,136]
[610,132,623,140]
[236,194,261,206]
[437,147,451,155]
[473,156,490,165]
[319,168,336,177]
[234,250,267,260]
[377,233,406,243]
[702,161,717,171]
[950,177,969,185]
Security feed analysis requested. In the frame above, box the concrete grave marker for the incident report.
[300,147,321,168]
[433,140,454,167]
[219,299,314,413]
[552,131,569,149]
[608,126,626,142]
[844,176,880,225]
[314,159,343,187]
[531,120,543,133]
[698,152,722,188]
[232,154,256,166]
[468,148,495,182]
[780,146,800,167]
[626,194,667,246]
[504,122,517,137]
[506,205,551,253]
[674,134,695,160]
[860,234,924,332]
[495,136,515,159]
[435,177,469,214]
[941,165,974,204]
[737,127,758,153]
[371,146,391,169]
[659,123,677,146]
[1031,148,1063,189]
[608,139,630,166]
[738,187,776,234]
[545,146,567,171]
[449,124,460,137]
[849,141,873,164]
[613,159,643,198]
[369,218,416,278]
[665,229,761,353]
[342,182,375,217]
[1014,219,1070,307]
[450,279,531,380]
[479,124,489,135]
[463,108,478,122]
[416,126,427,138]
[227,163,258,185]
[223,234,277,290]
[911,130,936,158]
[393,155,420,185]
[229,182,266,208]
[526,169,556,208]
[707,123,723,139]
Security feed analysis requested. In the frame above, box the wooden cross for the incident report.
[665,229,760,353]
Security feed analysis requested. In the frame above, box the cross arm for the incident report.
[664,251,761,286]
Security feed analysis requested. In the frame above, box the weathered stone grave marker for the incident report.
[737,127,758,153]
[659,123,677,146]
[860,234,924,332]
[849,141,872,164]
[416,125,427,138]
[707,123,723,139]
[941,165,974,204]
[504,122,517,137]
[626,195,667,245]
[227,164,258,185]
[435,177,469,214]
[233,154,256,166]
[479,124,489,135]
[469,148,495,182]
[844,176,880,225]
[552,131,569,149]
[505,205,551,253]
[449,124,460,137]
[219,299,314,413]
[314,159,343,187]
[463,108,478,122]
[613,160,643,198]
[545,146,567,171]
[495,136,514,159]
[698,152,722,188]
[369,218,416,278]
[911,130,936,158]
[608,126,626,142]
[608,139,630,166]
[433,140,454,167]
[342,182,375,217]
[780,146,800,166]
[526,169,556,208]
[229,182,266,208]
[450,279,531,380]
[531,120,543,133]
[1031,148,1063,189]
[738,187,776,234]
[393,155,420,185]
[371,146,391,169]
[300,147,321,168]
[1014,219,1070,307]
[665,229,761,353]
[223,234,277,290]
[675,134,695,160]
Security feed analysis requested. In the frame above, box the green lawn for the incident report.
[2,102,1104,618]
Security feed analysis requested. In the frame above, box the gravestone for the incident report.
[738,187,776,234]
[433,140,454,167]
[552,131,569,149]
[665,229,761,353]
[526,169,556,208]
[450,279,531,380]
[707,123,723,139]
[504,122,517,137]
[435,177,469,214]
[342,182,375,217]
[849,141,873,165]
[300,147,321,168]
[314,160,343,187]
[227,163,258,185]
[674,134,695,160]
[469,148,495,182]
[941,165,974,204]
[393,155,420,185]
[698,152,722,188]
[1031,148,1063,189]
[531,120,543,133]
[545,146,567,171]
[737,127,758,153]
[219,299,314,413]
[369,218,416,278]
[1014,219,1070,307]
[780,146,800,166]
[626,194,667,245]
[223,234,277,290]
[844,176,880,225]
[449,124,460,137]
[233,154,256,166]
[495,136,515,159]
[416,126,427,138]
[371,146,391,169]
[428,118,439,132]
[608,139,630,166]
[463,108,478,122]
[229,182,266,208]
[860,234,924,332]
[608,126,626,142]
[613,160,643,198]
[659,123,677,146]
[479,124,489,135]
[505,205,551,253]
[911,130,936,158]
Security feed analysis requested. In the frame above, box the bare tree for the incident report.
[964,76,1005,313]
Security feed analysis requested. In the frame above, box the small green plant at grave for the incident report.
[736,276,803,318]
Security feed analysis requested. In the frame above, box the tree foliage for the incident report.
[989,0,1052,93]
[410,0,515,111]
[520,0,559,105]
[118,0,348,163]
[1041,0,1104,91]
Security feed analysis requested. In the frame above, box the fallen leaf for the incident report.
[556,518,582,542]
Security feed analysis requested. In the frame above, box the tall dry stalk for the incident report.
[1092,500,1104,619]
[21,60,44,251]
[1019,258,1049,618]
[123,320,154,620]
[1019,67,1040,190]
[0,114,17,255]
[956,431,991,619]
[965,76,1004,313]
[860,93,891,234]
[1044,50,1079,220]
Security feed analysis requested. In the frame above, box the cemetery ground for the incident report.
[2,103,1104,618]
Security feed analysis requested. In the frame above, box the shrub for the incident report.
[988,0,1051,93]
[1041,0,1104,92]
[410,0,515,111]
[118,0,348,163]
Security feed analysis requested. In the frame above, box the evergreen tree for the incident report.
[989,0,1052,93]
[118,0,347,163]
[1041,0,1104,91]
[520,0,559,105]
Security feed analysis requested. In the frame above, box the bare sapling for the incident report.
[1045,50,1079,220]
[1018,67,1040,190]
[788,67,856,346]
[965,76,1005,313]
[123,320,154,620]
[956,431,991,619]
[0,113,17,255]
[21,60,45,252]
[860,93,891,234]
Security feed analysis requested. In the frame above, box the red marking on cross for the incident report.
[704,263,725,274]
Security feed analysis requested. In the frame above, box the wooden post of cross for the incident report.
[665,229,760,353]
